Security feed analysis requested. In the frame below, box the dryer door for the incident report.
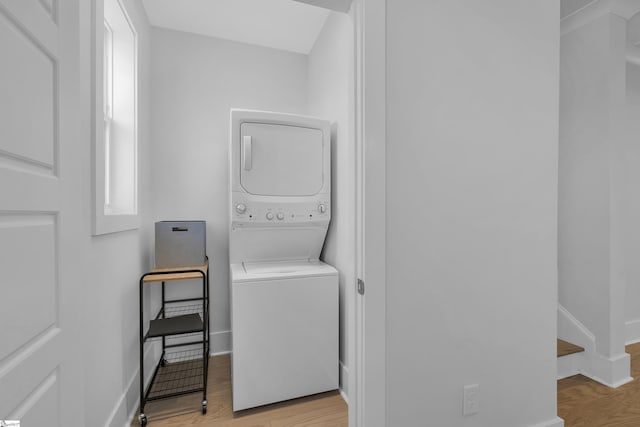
[240,122,324,196]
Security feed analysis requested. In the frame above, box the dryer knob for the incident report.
[266,212,274,220]
[277,212,285,220]
[235,203,247,214]
[318,204,327,214]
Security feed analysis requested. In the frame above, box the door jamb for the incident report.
[353,0,386,426]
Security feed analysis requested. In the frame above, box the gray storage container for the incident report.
[155,221,206,268]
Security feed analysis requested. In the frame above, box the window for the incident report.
[93,0,139,235]
[104,21,113,209]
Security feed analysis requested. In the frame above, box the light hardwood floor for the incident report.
[135,343,640,426]
[132,354,348,426]
[558,342,640,426]
[557,339,584,358]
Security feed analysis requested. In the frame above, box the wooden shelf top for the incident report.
[142,259,208,283]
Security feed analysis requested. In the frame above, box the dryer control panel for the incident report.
[231,194,330,226]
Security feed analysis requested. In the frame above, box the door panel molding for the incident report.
[7,369,59,423]
[0,213,58,361]
[37,0,58,23]
[0,4,59,174]
[0,328,61,417]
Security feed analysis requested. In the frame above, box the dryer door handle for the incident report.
[243,136,252,171]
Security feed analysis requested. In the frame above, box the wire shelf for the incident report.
[147,348,205,400]
[164,302,203,318]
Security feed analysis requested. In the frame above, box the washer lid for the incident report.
[231,260,337,282]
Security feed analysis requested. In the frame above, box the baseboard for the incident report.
[107,342,161,427]
[583,352,633,388]
[103,367,135,427]
[211,330,231,355]
[529,416,564,427]
[339,360,348,404]
[626,318,640,344]
[557,351,583,380]
[558,304,596,353]
[558,304,632,388]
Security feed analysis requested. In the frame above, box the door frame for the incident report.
[352,0,386,426]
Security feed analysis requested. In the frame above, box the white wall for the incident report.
[559,14,614,355]
[308,11,354,396]
[385,1,560,426]
[81,0,154,426]
[149,28,309,353]
[559,13,629,367]
[624,62,640,341]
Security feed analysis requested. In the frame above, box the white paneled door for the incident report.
[0,1,86,426]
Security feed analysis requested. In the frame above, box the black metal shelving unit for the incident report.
[138,257,209,426]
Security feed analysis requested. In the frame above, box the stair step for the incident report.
[558,339,584,358]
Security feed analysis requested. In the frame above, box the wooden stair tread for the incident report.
[558,339,584,357]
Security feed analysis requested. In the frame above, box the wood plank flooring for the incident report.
[558,342,640,426]
[558,339,584,357]
[132,354,347,426]
[135,343,640,426]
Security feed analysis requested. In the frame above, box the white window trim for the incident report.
[92,0,139,235]
[103,19,113,209]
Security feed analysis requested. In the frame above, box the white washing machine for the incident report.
[228,109,338,411]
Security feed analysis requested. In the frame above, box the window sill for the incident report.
[93,213,139,236]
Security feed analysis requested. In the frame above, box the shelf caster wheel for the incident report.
[202,400,207,415]
[139,413,147,426]
[160,358,167,367]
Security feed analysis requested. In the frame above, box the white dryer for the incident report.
[228,109,338,411]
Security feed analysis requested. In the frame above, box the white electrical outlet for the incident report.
[463,384,480,416]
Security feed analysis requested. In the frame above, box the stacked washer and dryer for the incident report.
[228,109,339,411]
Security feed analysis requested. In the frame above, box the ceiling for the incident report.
[141,0,332,54]
[560,0,597,19]
[559,0,640,44]
[145,1,591,53]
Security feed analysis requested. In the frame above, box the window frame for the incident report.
[103,19,113,210]
[92,0,139,235]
